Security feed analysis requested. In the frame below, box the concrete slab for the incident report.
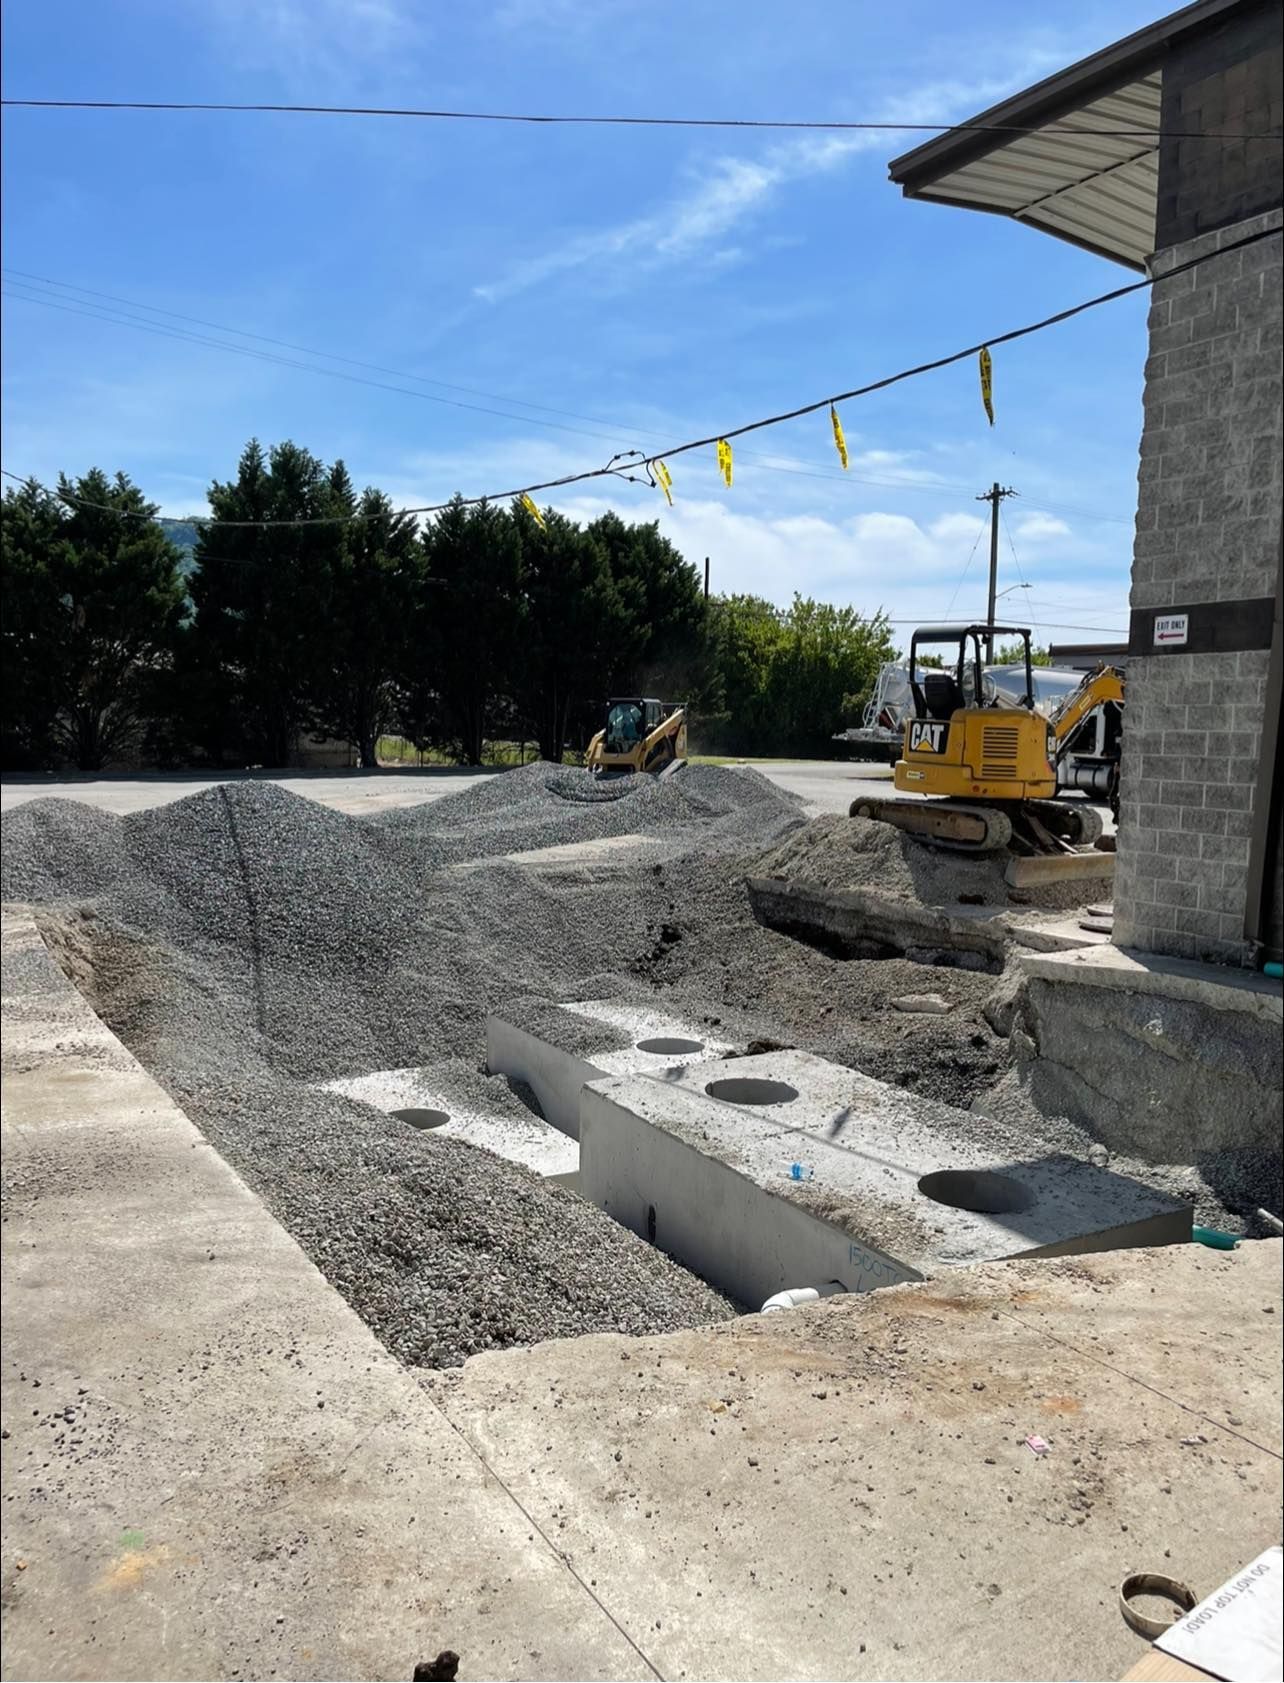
[320,1066,580,1178]
[1012,948,1283,1162]
[1006,913,1115,952]
[0,910,650,1682]
[427,1242,1283,1683]
[1020,942,1284,1022]
[486,1000,732,1139]
[579,1050,1191,1310]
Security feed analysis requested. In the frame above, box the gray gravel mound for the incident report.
[372,759,804,871]
[1,799,125,902]
[161,1069,735,1368]
[8,774,797,1369]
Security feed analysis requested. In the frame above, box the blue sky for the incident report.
[2,0,1165,644]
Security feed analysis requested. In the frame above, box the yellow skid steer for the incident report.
[586,697,688,779]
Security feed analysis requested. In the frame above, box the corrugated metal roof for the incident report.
[903,77,1162,270]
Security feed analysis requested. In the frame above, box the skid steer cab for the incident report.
[896,624,1056,801]
[586,697,688,779]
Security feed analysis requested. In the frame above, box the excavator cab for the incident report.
[586,697,688,779]
[897,624,1056,802]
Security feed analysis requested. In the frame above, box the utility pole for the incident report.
[975,483,1017,662]
[704,556,710,600]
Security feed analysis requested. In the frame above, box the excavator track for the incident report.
[849,795,1104,856]
[848,797,1014,854]
[1021,799,1104,849]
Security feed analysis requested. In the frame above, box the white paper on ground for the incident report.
[1156,1545,1282,1681]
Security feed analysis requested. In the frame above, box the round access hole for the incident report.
[917,1169,1034,1214]
[391,1107,450,1131]
[704,1077,799,1106]
[637,1036,705,1056]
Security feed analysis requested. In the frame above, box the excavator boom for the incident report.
[1050,666,1126,752]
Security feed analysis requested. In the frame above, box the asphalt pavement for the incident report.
[0,759,893,818]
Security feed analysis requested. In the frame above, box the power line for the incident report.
[3,98,1279,141]
[4,222,1277,529]
[0,284,620,442]
[944,524,986,619]
[0,267,1137,527]
[0,469,1130,632]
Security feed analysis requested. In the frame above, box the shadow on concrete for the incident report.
[919,1152,1191,1250]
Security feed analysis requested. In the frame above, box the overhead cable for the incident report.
[3,98,1279,142]
[3,222,1277,529]
[2,268,1135,524]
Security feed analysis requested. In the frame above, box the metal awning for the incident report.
[896,77,1161,270]
[888,0,1250,270]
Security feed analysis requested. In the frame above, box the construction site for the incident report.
[2,729,1281,1680]
[3,1,1283,1680]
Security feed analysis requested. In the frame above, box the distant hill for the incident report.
[165,522,200,578]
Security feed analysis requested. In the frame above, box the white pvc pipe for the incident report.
[760,1282,846,1314]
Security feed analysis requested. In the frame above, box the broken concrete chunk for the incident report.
[891,993,952,1015]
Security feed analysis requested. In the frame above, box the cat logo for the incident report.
[909,721,949,754]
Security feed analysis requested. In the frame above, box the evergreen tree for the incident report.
[422,497,522,764]
[587,511,712,703]
[312,485,421,766]
[0,470,185,769]
[184,440,343,765]
[513,502,628,762]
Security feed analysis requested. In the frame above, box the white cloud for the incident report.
[473,61,1062,303]
[1013,512,1072,544]
[202,0,424,82]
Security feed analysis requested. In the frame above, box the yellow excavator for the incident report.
[586,697,688,779]
[848,625,1125,854]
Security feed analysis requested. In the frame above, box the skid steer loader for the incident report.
[586,697,688,779]
[848,625,1122,854]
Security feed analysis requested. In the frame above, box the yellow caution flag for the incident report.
[521,493,546,528]
[654,459,674,506]
[716,438,733,488]
[830,405,849,470]
[979,346,994,426]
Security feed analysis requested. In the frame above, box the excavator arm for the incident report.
[1050,666,1125,755]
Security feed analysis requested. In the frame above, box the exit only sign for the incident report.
[1154,612,1189,647]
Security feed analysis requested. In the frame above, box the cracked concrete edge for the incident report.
[1018,941,1283,1022]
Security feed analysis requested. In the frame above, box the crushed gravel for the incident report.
[4,766,805,1368]
[4,759,1275,1361]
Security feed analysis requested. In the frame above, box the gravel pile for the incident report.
[7,757,1270,1351]
[5,767,806,1368]
[372,759,802,871]
[1,799,126,902]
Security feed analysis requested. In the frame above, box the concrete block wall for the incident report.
[1115,207,1282,965]
[1157,0,1284,249]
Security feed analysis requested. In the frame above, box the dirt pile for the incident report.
[754,812,1108,910]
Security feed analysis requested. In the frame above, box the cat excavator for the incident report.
[586,697,688,779]
[848,625,1125,854]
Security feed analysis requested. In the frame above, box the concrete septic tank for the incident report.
[321,1068,580,1180]
[578,1050,1192,1312]
[485,999,732,1139]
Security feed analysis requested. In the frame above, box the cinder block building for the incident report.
[889,0,1282,969]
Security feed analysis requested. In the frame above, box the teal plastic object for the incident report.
[1264,961,1283,980]
[1192,1225,1240,1251]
